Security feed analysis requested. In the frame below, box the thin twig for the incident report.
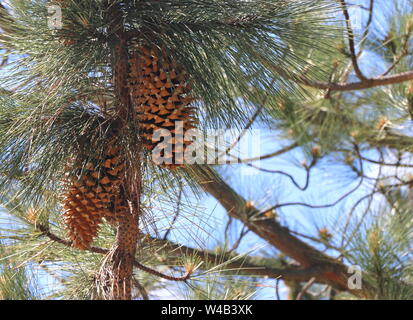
[263,54,413,92]
[37,224,192,283]
[238,160,313,191]
[228,226,250,253]
[37,224,107,254]
[133,278,149,300]
[163,180,183,240]
[218,79,276,160]
[296,277,316,300]
[339,0,368,80]
[230,142,298,163]
[134,260,191,282]
[262,144,364,212]
[275,278,281,300]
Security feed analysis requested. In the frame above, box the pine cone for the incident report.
[128,47,197,169]
[62,143,125,249]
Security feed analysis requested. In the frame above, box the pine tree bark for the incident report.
[98,191,139,300]
[95,2,141,300]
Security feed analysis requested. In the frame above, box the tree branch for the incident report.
[258,50,413,92]
[36,224,191,283]
[37,225,107,254]
[298,70,413,92]
[144,236,343,284]
[188,165,373,298]
[36,224,346,286]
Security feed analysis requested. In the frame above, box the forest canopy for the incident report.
[0,0,412,300]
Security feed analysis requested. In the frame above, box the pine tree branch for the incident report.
[36,223,338,285]
[188,165,373,298]
[299,104,413,150]
[143,237,344,284]
[36,224,190,283]
[298,70,413,92]
[257,51,413,92]
[163,180,183,240]
[36,224,107,254]
[134,260,191,282]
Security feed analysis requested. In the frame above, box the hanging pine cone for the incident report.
[128,46,197,169]
[62,143,125,249]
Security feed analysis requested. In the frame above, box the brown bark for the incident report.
[98,203,139,300]
[96,2,141,300]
